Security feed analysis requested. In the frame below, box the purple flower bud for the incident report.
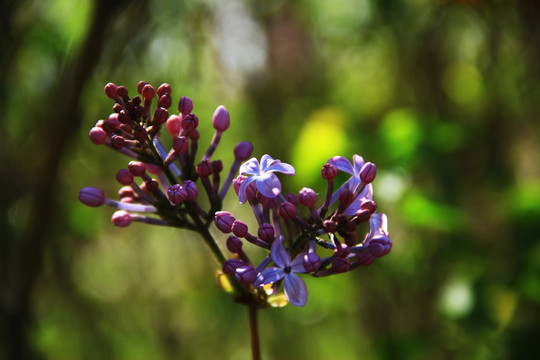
[78,187,105,207]
[212,105,230,132]
[359,162,377,183]
[112,210,131,227]
[226,235,243,253]
[182,180,198,201]
[104,82,118,99]
[303,252,321,273]
[234,141,254,161]
[232,220,248,237]
[344,220,356,232]
[214,211,235,233]
[298,187,317,208]
[115,169,134,185]
[331,256,350,273]
[339,189,354,208]
[212,160,223,173]
[354,209,371,223]
[89,127,107,145]
[356,253,375,266]
[167,184,187,205]
[285,192,299,205]
[323,219,337,233]
[196,160,213,177]
[142,84,156,100]
[369,236,392,257]
[133,127,148,143]
[128,161,146,177]
[235,265,257,284]
[137,81,148,94]
[258,223,275,242]
[145,179,159,193]
[278,201,297,220]
[223,259,245,274]
[321,163,337,180]
[360,200,377,214]
[181,114,198,131]
[157,83,171,97]
[178,96,194,115]
[173,136,189,154]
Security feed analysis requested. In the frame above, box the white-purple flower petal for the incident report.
[254,267,285,287]
[283,273,308,307]
[255,172,282,198]
[271,236,290,268]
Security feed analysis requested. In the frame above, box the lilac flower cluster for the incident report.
[78,81,253,234]
[217,154,392,307]
[78,81,392,309]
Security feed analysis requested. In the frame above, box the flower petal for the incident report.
[343,184,373,216]
[284,273,308,307]
[254,267,285,287]
[239,157,261,176]
[238,176,257,204]
[256,172,282,198]
[365,213,389,241]
[270,236,290,268]
[260,154,276,170]
[289,253,306,273]
[328,156,354,175]
[352,154,365,175]
[266,161,295,175]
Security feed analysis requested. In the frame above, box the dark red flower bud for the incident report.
[89,127,107,145]
[118,110,130,124]
[354,209,371,223]
[145,179,159,193]
[153,107,169,124]
[118,186,134,199]
[110,135,124,149]
[112,103,122,113]
[344,220,356,232]
[132,96,141,106]
[182,180,198,201]
[323,219,337,233]
[112,210,131,227]
[231,220,248,237]
[104,83,118,99]
[212,160,223,173]
[78,187,105,207]
[360,200,377,214]
[146,164,161,174]
[137,81,148,94]
[212,105,230,132]
[117,86,129,100]
[188,128,200,140]
[115,169,134,185]
[258,223,275,242]
[133,127,148,142]
[181,114,198,131]
[227,235,243,252]
[142,84,156,100]
[158,94,172,109]
[157,83,171,97]
[321,164,337,180]
[102,120,117,134]
[234,141,253,161]
[178,96,193,115]
[196,160,213,177]
[171,136,188,154]
[285,192,299,205]
[128,161,146,177]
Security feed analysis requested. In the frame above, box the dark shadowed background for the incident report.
[2,0,540,359]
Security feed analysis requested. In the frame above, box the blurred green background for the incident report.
[2,0,540,359]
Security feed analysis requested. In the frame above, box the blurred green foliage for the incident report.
[2,0,540,359]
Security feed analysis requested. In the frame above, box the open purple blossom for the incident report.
[237,154,295,204]
[343,183,373,216]
[254,236,308,307]
[327,154,365,203]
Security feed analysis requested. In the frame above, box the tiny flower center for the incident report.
[284,266,291,274]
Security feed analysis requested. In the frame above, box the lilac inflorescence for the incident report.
[216,153,392,307]
[79,81,252,230]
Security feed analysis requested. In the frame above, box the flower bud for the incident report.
[167,184,187,205]
[331,256,350,273]
[117,86,129,100]
[359,162,377,183]
[321,164,337,180]
[278,201,297,220]
[360,200,377,214]
[89,127,107,145]
[173,136,189,154]
[369,236,392,258]
[212,160,223,173]
[146,164,161,174]
[232,220,248,237]
[128,161,146,177]
[166,115,182,135]
[104,83,118,99]
[285,192,299,205]
[258,223,275,242]
[227,235,243,253]
[356,253,375,266]
[196,160,213,177]
[178,96,193,115]
[110,135,124,149]
[142,84,156,100]
[118,186,134,199]
[234,141,253,161]
[78,187,105,207]
[235,265,257,284]
[158,94,172,109]
[212,105,230,132]
[182,180,198,201]
[133,127,148,143]
[298,187,317,208]
[118,110,130,124]
[157,83,171,97]
[223,259,244,274]
[145,179,159,193]
[181,114,198,131]
[339,189,354,208]
[112,210,131,227]
[153,107,169,124]
[137,81,148,94]
[323,219,337,233]
[115,169,134,185]
[303,252,321,273]
[215,211,235,233]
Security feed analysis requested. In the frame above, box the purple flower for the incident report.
[237,154,295,204]
[254,236,308,307]
[328,154,365,204]
[343,183,373,216]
